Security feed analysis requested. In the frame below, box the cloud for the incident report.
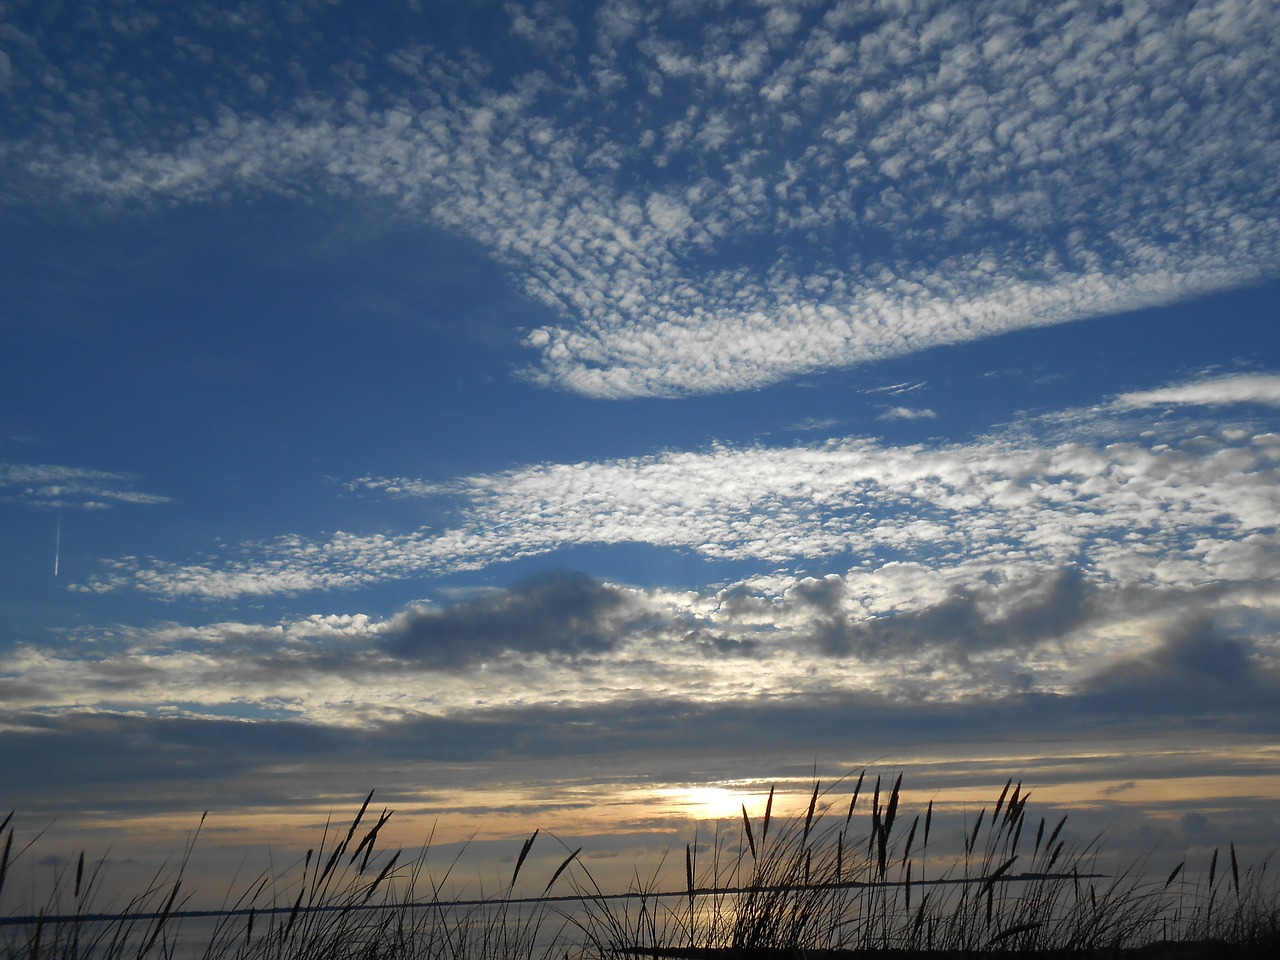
[4,679,1278,827]
[1083,614,1277,712]
[799,567,1095,662]
[4,549,1277,859]
[13,551,1279,732]
[0,463,173,510]
[878,406,936,421]
[864,383,927,396]
[1181,811,1210,836]
[346,475,449,499]
[4,2,1278,397]
[5,688,1277,888]
[506,1,578,54]
[1104,781,1138,796]
[1114,373,1280,410]
[381,571,647,670]
[81,378,1280,605]
[766,564,1180,705]
[788,416,842,433]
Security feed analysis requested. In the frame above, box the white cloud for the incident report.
[5,1,1277,396]
[1114,373,1280,410]
[878,406,936,421]
[346,475,449,498]
[82,377,1280,609]
[12,548,1280,729]
[8,394,1280,769]
[789,416,841,432]
[863,382,926,396]
[0,463,173,510]
[506,1,578,53]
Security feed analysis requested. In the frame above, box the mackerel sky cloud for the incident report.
[5,0,1278,396]
[81,377,1279,606]
[2,0,1279,901]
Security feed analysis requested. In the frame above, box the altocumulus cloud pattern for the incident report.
[3,0,1277,396]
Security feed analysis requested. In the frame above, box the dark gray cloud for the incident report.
[8,666,1277,812]
[800,567,1094,660]
[0,711,362,816]
[381,570,650,670]
[1083,614,1278,713]
[685,629,763,659]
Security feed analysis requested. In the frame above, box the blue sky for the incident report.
[2,0,1279,902]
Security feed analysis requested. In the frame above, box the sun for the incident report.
[657,785,773,822]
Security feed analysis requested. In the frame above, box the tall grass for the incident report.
[570,772,1280,957]
[0,795,582,960]
[3,775,1278,959]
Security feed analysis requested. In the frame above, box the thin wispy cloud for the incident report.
[0,463,174,510]
[864,382,928,396]
[878,406,936,421]
[788,416,842,433]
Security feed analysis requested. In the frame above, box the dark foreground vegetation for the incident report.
[3,774,1277,959]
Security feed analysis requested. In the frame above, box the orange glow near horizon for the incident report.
[68,768,1279,852]
[38,740,1280,908]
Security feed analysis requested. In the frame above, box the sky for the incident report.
[1,0,1279,907]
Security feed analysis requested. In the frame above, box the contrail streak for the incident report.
[54,514,61,577]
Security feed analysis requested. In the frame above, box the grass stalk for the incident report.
[4,774,1279,960]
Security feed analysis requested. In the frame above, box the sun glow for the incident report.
[655,785,781,823]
